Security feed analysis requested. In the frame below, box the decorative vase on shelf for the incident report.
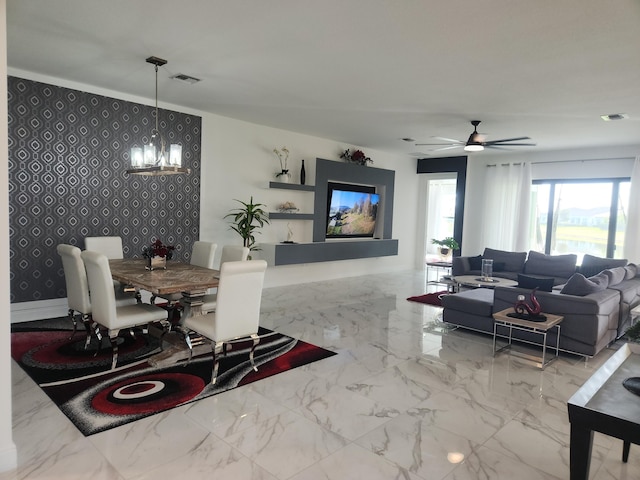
[300,160,306,185]
[276,170,291,183]
[146,255,166,271]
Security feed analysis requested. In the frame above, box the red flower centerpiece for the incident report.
[142,239,175,270]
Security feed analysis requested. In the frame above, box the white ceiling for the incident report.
[6,0,640,158]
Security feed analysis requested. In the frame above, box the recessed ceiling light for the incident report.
[600,113,629,121]
[171,74,201,84]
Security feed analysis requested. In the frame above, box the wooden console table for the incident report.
[568,342,640,479]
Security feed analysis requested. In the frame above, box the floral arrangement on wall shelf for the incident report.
[273,146,290,178]
[340,148,373,166]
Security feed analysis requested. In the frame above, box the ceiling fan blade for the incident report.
[429,145,463,152]
[486,142,537,147]
[484,136,531,145]
[431,136,464,144]
[415,142,461,146]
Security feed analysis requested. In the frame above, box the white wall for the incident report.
[461,145,640,257]
[199,113,419,287]
[0,0,17,472]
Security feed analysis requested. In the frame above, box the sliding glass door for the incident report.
[530,178,630,262]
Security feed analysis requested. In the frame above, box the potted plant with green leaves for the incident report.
[431,237,460,257]
[224,197,270,258]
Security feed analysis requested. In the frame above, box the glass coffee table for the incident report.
[453,275,518,290]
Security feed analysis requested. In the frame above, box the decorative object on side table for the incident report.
[142,239,175,270]
[431,237,459,258]
[509,288,546,321]
[224,197,270,259]
[340,148,373,166]
[273,146,290,182]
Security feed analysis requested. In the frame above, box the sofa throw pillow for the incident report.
[468,255,483,271]
[625,263,638,280]
[517,274,554,292]
[560,273,609,296]
[483,248,527,273]
[602,266,626,286]
[524,250,577,279]
[579,254,627,277]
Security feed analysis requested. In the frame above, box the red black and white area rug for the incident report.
[11,318,336,436]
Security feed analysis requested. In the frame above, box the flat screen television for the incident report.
[326,182,380,238]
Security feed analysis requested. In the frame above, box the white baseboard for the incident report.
[11,298,68,323]
[0,442,17,473]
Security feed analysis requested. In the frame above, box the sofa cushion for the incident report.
[517,274,554,292]
[468,255,483,271]
[524,250,577,279]
[483,248,527,273]
[560,273,609,296]
[579,254,627,278]
[603,266,627,286]
[625,263,638,280]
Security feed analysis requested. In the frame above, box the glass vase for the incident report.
[146,255,166,271]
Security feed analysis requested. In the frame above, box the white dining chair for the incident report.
[182,259,267,385]
[81,250,169,369]
[58,244,138,347]
[199,245,250,314]
[84,236,124,259]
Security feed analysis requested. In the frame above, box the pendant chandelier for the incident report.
[127,56,190,176]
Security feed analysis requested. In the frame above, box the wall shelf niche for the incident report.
[269,212,314,220]
[269,182,315,192]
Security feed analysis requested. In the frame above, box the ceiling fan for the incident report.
[416,120,536,152]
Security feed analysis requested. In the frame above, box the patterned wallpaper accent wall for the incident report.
[8,77,202,303]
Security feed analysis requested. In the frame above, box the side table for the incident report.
[426,261,454,292]
[492,307,563,370]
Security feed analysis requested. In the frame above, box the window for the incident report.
[530,179,630,263]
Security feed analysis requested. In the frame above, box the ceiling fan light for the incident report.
[464,144,484,152]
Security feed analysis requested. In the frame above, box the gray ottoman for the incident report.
[441,288,495,333]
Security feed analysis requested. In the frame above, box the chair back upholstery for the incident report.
[85,236,124,259]
[219,245,250,266]
[80,250,118,328]
[57,244,91,314]
[211,260,267,341]
[191,241,217,269]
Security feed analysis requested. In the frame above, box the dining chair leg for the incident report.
[249,333,260,372]
[81,314,93,350]
[67,309,78,340]
[109,330,120,370]
[92,322,103,357]
[211,342,224,386]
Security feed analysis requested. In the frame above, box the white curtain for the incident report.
[481,162,532,252]
[623,155,640,263]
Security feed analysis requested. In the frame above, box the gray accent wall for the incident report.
[8,77,202,303]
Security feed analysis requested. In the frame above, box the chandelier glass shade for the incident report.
[128,56,189,176]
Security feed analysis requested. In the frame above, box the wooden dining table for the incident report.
[109,258,221,366]
[110,258,219,319]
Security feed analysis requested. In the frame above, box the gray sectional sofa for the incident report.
[442,249,640,358]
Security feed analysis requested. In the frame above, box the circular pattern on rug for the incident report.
[91,373,206,415]
[20,332,160,370]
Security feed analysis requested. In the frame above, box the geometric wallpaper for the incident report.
[7,76,202,303]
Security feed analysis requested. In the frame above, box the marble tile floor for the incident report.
[4,270,640,479]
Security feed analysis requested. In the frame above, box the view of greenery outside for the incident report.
[530,180,630,263]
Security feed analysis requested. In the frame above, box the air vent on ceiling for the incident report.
[600,113,629,121]
[171,74,201,84]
